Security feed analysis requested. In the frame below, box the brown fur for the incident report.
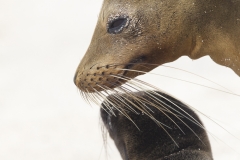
[74,0,240,92]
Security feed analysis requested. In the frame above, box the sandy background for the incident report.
[0,0,240,159]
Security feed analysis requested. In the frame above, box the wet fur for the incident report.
[74,0,240,159]
[74,0,240,93]
[101,91,213,160]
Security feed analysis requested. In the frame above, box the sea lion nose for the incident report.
[73,72,77,86]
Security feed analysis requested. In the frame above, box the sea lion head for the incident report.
[100,91,213,159]
[75,0,240,93]
[74,0,196,93]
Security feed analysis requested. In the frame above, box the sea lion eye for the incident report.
[107,17,128,34]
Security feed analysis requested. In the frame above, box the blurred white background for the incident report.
[0,0,240,159]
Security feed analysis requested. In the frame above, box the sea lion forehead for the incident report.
[101,0,148,17]
[99,0,159,33]
[101,0,158,16]
[100,0,181,25]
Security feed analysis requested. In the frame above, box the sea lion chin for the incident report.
[74,0,240,93]
[100,91,213,160]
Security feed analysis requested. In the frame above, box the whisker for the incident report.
[100,80,177,139]
[147,91,203,127]
[130,78,239,146]
[112,75,193,120]
[84,89,96,106]
[92,87,117,115]
[94,84,141,130]
[160,64,233,93]
[109,84,154,115]
[100,84,140,115]
[79,89,90,105]
[112,79,186,132]
[131,78,205,128]
[112,80,156,113]
[106,77,188,145]
[77,63,240,154]
[128,77,240,147]
[94,62,235,94]
[109,74,207,143]
[127,81,202,136]
[87,89,104,107]
[98,84,136,114]
[115,68,240,97]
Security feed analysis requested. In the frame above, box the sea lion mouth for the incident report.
[106,55,147,89]
[74,55,148,93]
[123,55,147,76]
[124,55,147,70]
[98,55,148,92]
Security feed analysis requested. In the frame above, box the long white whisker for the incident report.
[116,68,240,97]
[110,74,207,143]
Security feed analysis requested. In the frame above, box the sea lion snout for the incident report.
[74,39,151,93]
[74,63,125,92]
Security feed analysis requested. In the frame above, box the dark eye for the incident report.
[108,17,128,34]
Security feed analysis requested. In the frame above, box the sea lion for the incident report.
[100,91,213,160]
[74,0,240,93]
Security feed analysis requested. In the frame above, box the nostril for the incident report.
[73,73,78,85]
